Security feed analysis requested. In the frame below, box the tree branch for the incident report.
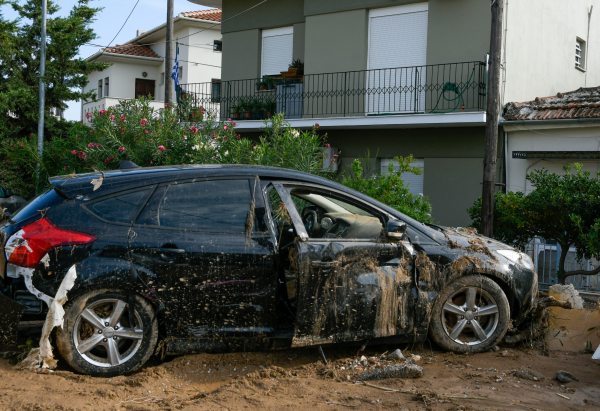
[563,264,600,278]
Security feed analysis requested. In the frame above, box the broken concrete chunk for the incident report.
[388,349,404,359]
[515,366,546,381]
[554,370,579,383]
[549,284,584,310]
[410,355,422,363]
[359,363,424,380]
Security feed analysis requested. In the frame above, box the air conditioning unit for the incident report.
[320,147,338,172]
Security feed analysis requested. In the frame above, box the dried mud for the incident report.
[1,347,599,410]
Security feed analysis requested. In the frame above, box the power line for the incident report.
[90,0,141,62]
[84,0,267,50]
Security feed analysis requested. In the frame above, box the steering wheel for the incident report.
[302,210,320,236]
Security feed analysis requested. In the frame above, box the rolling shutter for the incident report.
[262,27,293,77]
[367,3,428,113]
[381,159,425,196]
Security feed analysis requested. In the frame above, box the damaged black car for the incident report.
[1,164,537,376]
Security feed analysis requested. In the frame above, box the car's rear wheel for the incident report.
[429,275,510,353]
[56,289,158,377]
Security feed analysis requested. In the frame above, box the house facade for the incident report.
[82,9,222,122]
[185,0,599,227]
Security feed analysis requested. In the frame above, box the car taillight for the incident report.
[6,217,96,269]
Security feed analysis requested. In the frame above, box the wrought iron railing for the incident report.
[179,61,487,121]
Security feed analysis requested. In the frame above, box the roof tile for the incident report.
[105,43,161,59]
[181,9,222,22]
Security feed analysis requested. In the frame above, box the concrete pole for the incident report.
[164,0,174,104]
[481,0,504,237]
[37,0,47,158]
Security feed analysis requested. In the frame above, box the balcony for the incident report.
[82,97,167,124]
[178,61,487,130]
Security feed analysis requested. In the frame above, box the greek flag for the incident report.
[171,43,179,90]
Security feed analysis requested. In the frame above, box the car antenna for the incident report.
[119,160,141,170]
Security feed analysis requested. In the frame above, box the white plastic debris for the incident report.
[592,344,600,360]
[15,264,78,370]
[387,349,404,359]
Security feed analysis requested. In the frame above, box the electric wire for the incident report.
[90,0,141,62]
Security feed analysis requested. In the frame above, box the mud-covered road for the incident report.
[1,345,599,410]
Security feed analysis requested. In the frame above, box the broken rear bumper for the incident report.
[0,290,26,346]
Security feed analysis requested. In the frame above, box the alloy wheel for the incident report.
[73,299,144,367]
[441,286,500,346]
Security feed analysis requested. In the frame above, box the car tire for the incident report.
[56,289,158,377]
[429,275,510,353]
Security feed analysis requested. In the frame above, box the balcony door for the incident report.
[367,3,428,114]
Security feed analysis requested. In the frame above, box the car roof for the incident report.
[49,164,437,237]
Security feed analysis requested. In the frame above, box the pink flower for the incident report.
[90,130,94,134]
[72,150,77,155]
[158,145,166,153]
[51,153,55,156]
[150,160,153,164]
[119,146,126,153]
[183,135,187,139]
[145,129,149,134]
[334,154,338,157]
[121,128,125,133]
[87,143,95,148]
[76,135,80,138]
[120,114,126,121]
[236,134,241,140]
[224,125,229,131]
[140,118,148,126]
[79,151,87,160]
[189,126,198,134]
[63,166,69,171]
[85,112,92,119]
[315,123,320,128]
[331,159,335,162]
[99,109,107,115]
[327,143,330,148]
[110,115,116,120]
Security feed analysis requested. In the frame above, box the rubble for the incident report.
[554,371,578,383]
[358,363,424,381]
[387,349,404,359]
[515,366,546,381]
[549,284,584,309]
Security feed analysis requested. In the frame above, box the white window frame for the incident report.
[576,37,586,71]
[97,79,102,99]
[261,26,294,77]
[104,77,109,97]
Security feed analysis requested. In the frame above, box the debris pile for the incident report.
[549,284,584,310]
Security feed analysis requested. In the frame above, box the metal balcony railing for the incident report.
[178,61,487,122]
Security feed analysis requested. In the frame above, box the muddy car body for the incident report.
[0,165,537,376]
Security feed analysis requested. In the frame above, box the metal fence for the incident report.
[179,61,487,122]
[525,238,600,292]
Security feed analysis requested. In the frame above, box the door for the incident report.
[366,3,428,114]
[129,177,277,339]
[272,183,415,347]
[135,79,156,99]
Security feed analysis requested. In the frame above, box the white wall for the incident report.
[502,0,600,105]
[506,124,600,194]
[83,61,162,101]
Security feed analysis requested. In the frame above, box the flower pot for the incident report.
[282,68,304,77]
[267,83,275,91]
[232,112,240,119]
[243,111,251,119]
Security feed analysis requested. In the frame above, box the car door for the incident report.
[130,177,277,339]
[272,183,416,347]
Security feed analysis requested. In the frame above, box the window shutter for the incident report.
[381,159,425,196]
[367,3,428,113]
[262,27,293,77]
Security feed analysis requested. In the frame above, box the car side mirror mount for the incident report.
[387,220,407,239]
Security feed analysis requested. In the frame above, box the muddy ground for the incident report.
[1,343,599,411]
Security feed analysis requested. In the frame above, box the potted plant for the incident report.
[264,76,275,91]
[255,79,267,91]
[232,102,242,119]
[249,98,262,119]
[266,99,276,117]
[282,59,304,77]
[241,99,252,119]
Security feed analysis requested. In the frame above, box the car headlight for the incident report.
[496,249,534,271]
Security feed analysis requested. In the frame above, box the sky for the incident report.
[1,0,211,121]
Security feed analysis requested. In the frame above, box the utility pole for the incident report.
[164,0,174,104]
[37,0,47,158]
[481,0,504,237]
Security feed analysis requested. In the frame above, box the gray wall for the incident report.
[221,0,305,33]
[324,127,486,227]
[304,9,369,74]
[426,0,491,65]
[293,22,306,62]
[222,29,261,80]
[304,0,422,16]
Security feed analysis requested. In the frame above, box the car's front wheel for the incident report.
[429,275,510,353]
[56,289,158,377]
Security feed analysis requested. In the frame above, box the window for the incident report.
[104,77,109,97]
[86,189,152,224]
[160,72,165,86]
[211,80,221,101]
[283,187,384,240]
[261,27,293,77]
[141,180,254,232]
[381,158,424,196]
[135,79,155,99]
[97,80,102,99]
[576,38,586,69]
[213,40,222,52]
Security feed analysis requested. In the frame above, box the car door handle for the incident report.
[311,261,339,268]
[153,247,185,261]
